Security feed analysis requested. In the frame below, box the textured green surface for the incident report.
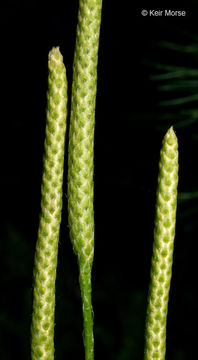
[144,127,179,360]
[68,0,102,359]
[31,47,67,360]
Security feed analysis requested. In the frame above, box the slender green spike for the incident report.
[68,0,102,359]
[144,127,179,360]
[31,47,68,360]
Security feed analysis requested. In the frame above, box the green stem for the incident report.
[68,0,102,359]
[31,47,68,360]
[144,126,179,360]
[79,265,94,359]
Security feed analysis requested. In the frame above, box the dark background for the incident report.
[0,1,197,359]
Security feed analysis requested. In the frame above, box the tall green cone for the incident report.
[31,47,68,360]
[68,0,103,359]
[144,126,179,360]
